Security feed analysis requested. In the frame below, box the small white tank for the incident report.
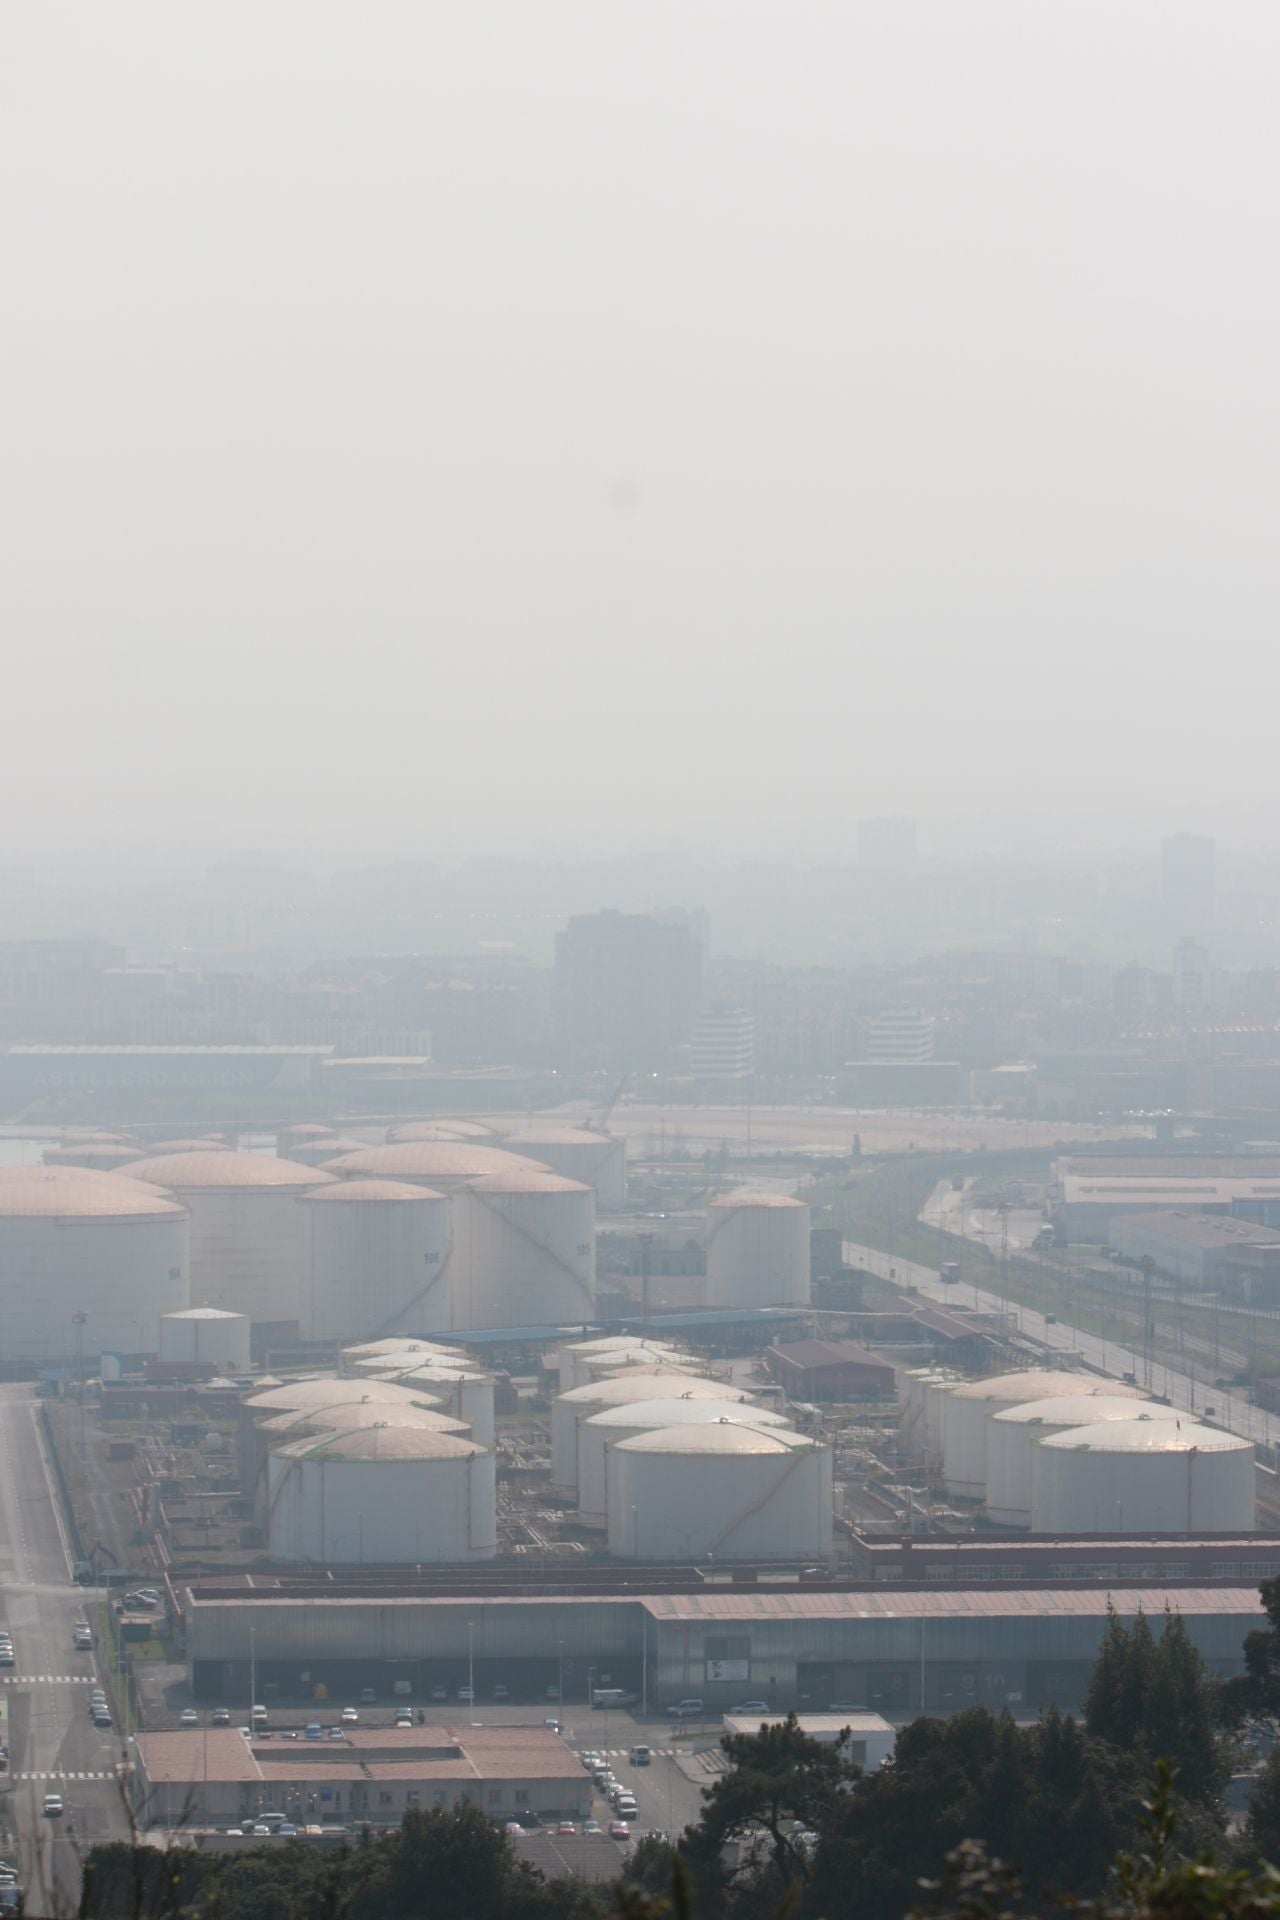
[342,1337,469,1370]
[987,1393,1169,1524]
[1032,1417,1256,1533]
[705,1192,811,1308]
[238,1375,450,1508]
[572,1345,701,1392]
[298,1178,453,1342]
[577,1393,789,1528]
[451,1170,595,1329]
[266,1426,496,1563]
[942,1371,1142,1500]
[607,1421,832,1561]
[507,1128,627,1206]
[158,1307,251,1372]
[550,1369,738,1496]
[387,1120,502,1144]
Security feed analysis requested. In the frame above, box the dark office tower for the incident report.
[1161,833,1216,929]
[554,910,703,1072]
[857,817,917,868]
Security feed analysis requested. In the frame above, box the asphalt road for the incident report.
[0,1386,130,1915]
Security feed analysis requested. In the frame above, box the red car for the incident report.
[609,1820,632,1841]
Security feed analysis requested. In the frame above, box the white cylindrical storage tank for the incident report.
[550,1369,735,1497]
[607,1422,832,1561]
[120,1151,337,1330]
[578,1393,789,1529]
[256,1402,469,1444]
[239,1375,450,1507]
[941,1371,1142,1501]
[288,1135,368,1169]
[369,1363,497,1446]
[266,1427,496,1563]
[141,1139,231,1157]
[554,1334,683,1393]
[298,1179,453,1342]
[343,1337,469,1372]
[572,1346,701,1392]
[43,1142,147,1174]
[987,1394,1171,1526]
[158,1306,251,1372]
[507,1129,626,1207]
[320,1143,547,1189]
[921,1372,966,1460]
[0,1168,188,1364]
[1032,1418,1256,1534]
[451,1170,595,1329]
[705,1192,811,1308]
[897,1368,943,1457]
[387,1119,501,1144]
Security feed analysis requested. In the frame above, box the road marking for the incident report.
[16,1770,119,1782]
[0,1676,99,1685]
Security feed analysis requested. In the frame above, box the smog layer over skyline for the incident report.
[5,2,1278,865]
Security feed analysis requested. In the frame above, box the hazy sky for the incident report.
[4,3,1277,866]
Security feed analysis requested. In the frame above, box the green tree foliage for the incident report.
[1221,1574,1280,1728]
[1084,1602,1227,1811]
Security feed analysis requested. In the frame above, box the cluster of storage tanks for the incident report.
[898,1365,1256,1533]
[0,1123,815,1361]
[548,1336,833,1562]
[239,1343,498,1564]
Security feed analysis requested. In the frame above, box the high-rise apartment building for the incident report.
[692,1007,756,1081]
[554,910,703,1072]
[862,1007,936,1062]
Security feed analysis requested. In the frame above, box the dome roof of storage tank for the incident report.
[614,1420,814,1456]
[320,1143,544,1180]
[708,1191,806,1210]
[992,1395,1171,1428]
[280,1124,337,1138]
[510,1127,616,1146]
[0,1167,188,1219]
[591,1348,699,1372]
[298,1178,447,1204]
[62,1130,133,1145]
[556,1371,734,1407]
[163,1307,246,1322]
[43,1143,144,1166]
[257,1403,468,1437]
[1038,1417,1252,1455]
[293,1135,367,1155]
[947,1370,1126,1405]
[585,1395,785,1430]
[272,1427,484,1462]
[244,1377,446,1412]
[142,1139,232,1156]
[374,1361,492,1386]
[387,1119,501,1143]
[121,1151,338,1190]
[563,1335,680,1355]
[343,1337,465,1360]
[465,1169,593,1195]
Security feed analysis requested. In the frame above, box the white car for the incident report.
[43,1794,63,1818]
[341,1707,358,1725]
[180,1709,199,1727]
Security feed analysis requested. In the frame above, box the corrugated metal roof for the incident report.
[123,1151,338,1190]
[0,1167,187,1220]
[638,1586,1269,1623]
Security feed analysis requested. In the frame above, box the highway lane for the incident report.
[0,1387,130,1914]
[844,1234,1279,1449]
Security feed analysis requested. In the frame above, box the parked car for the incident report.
[341,1707,359,1724]
[212,1708,231,1726]
[503,1821,525,1836]
[583,1818,603,1835]
[180,1709,199,1727]
[729,1701,770,1715]
[304,1723,323,1741]
[608,1820,631,1841]
[557,1822,576,1836]
[667,1698,704,1717]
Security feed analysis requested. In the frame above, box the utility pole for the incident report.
[72,1311,88,1461]
[998,1204,1010,1325]
[639,1232,653,1325]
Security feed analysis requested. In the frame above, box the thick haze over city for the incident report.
[5,1,1278,867]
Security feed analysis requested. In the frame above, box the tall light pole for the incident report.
[73,1311,88,1460]
[249,1624,257,1716]
[468,1620,477,1725]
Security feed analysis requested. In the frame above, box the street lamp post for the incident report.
[468,1620,477,1725]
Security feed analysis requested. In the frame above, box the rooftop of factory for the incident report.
[135,1724,576,1786]
[1061,1173,1280,1204]
[1111,1210,1280,1249]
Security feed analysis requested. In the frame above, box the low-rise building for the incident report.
[766,1338,895,1401]
[132,1724,587,1832]
[1108,1209,1280,1292]
[722,1711,895,1767]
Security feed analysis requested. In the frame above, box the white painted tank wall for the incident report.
[450,1175,595,1329]
[510,1132,627,1206]
[705,1195,811,1308]
[1031,1420,1256,1533]
[986,1394,1170,1525]
[549,1370,732,1496]
[266,1436,496,1562]
[158,1309,250,1372]
[606,1425,832,1560]
[941,1372,1139,1500]
[577,1395,790,1529]
[299,1184,453,1342]
[0,1207,188,1363]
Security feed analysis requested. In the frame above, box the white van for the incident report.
[591,1687,636,1709]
